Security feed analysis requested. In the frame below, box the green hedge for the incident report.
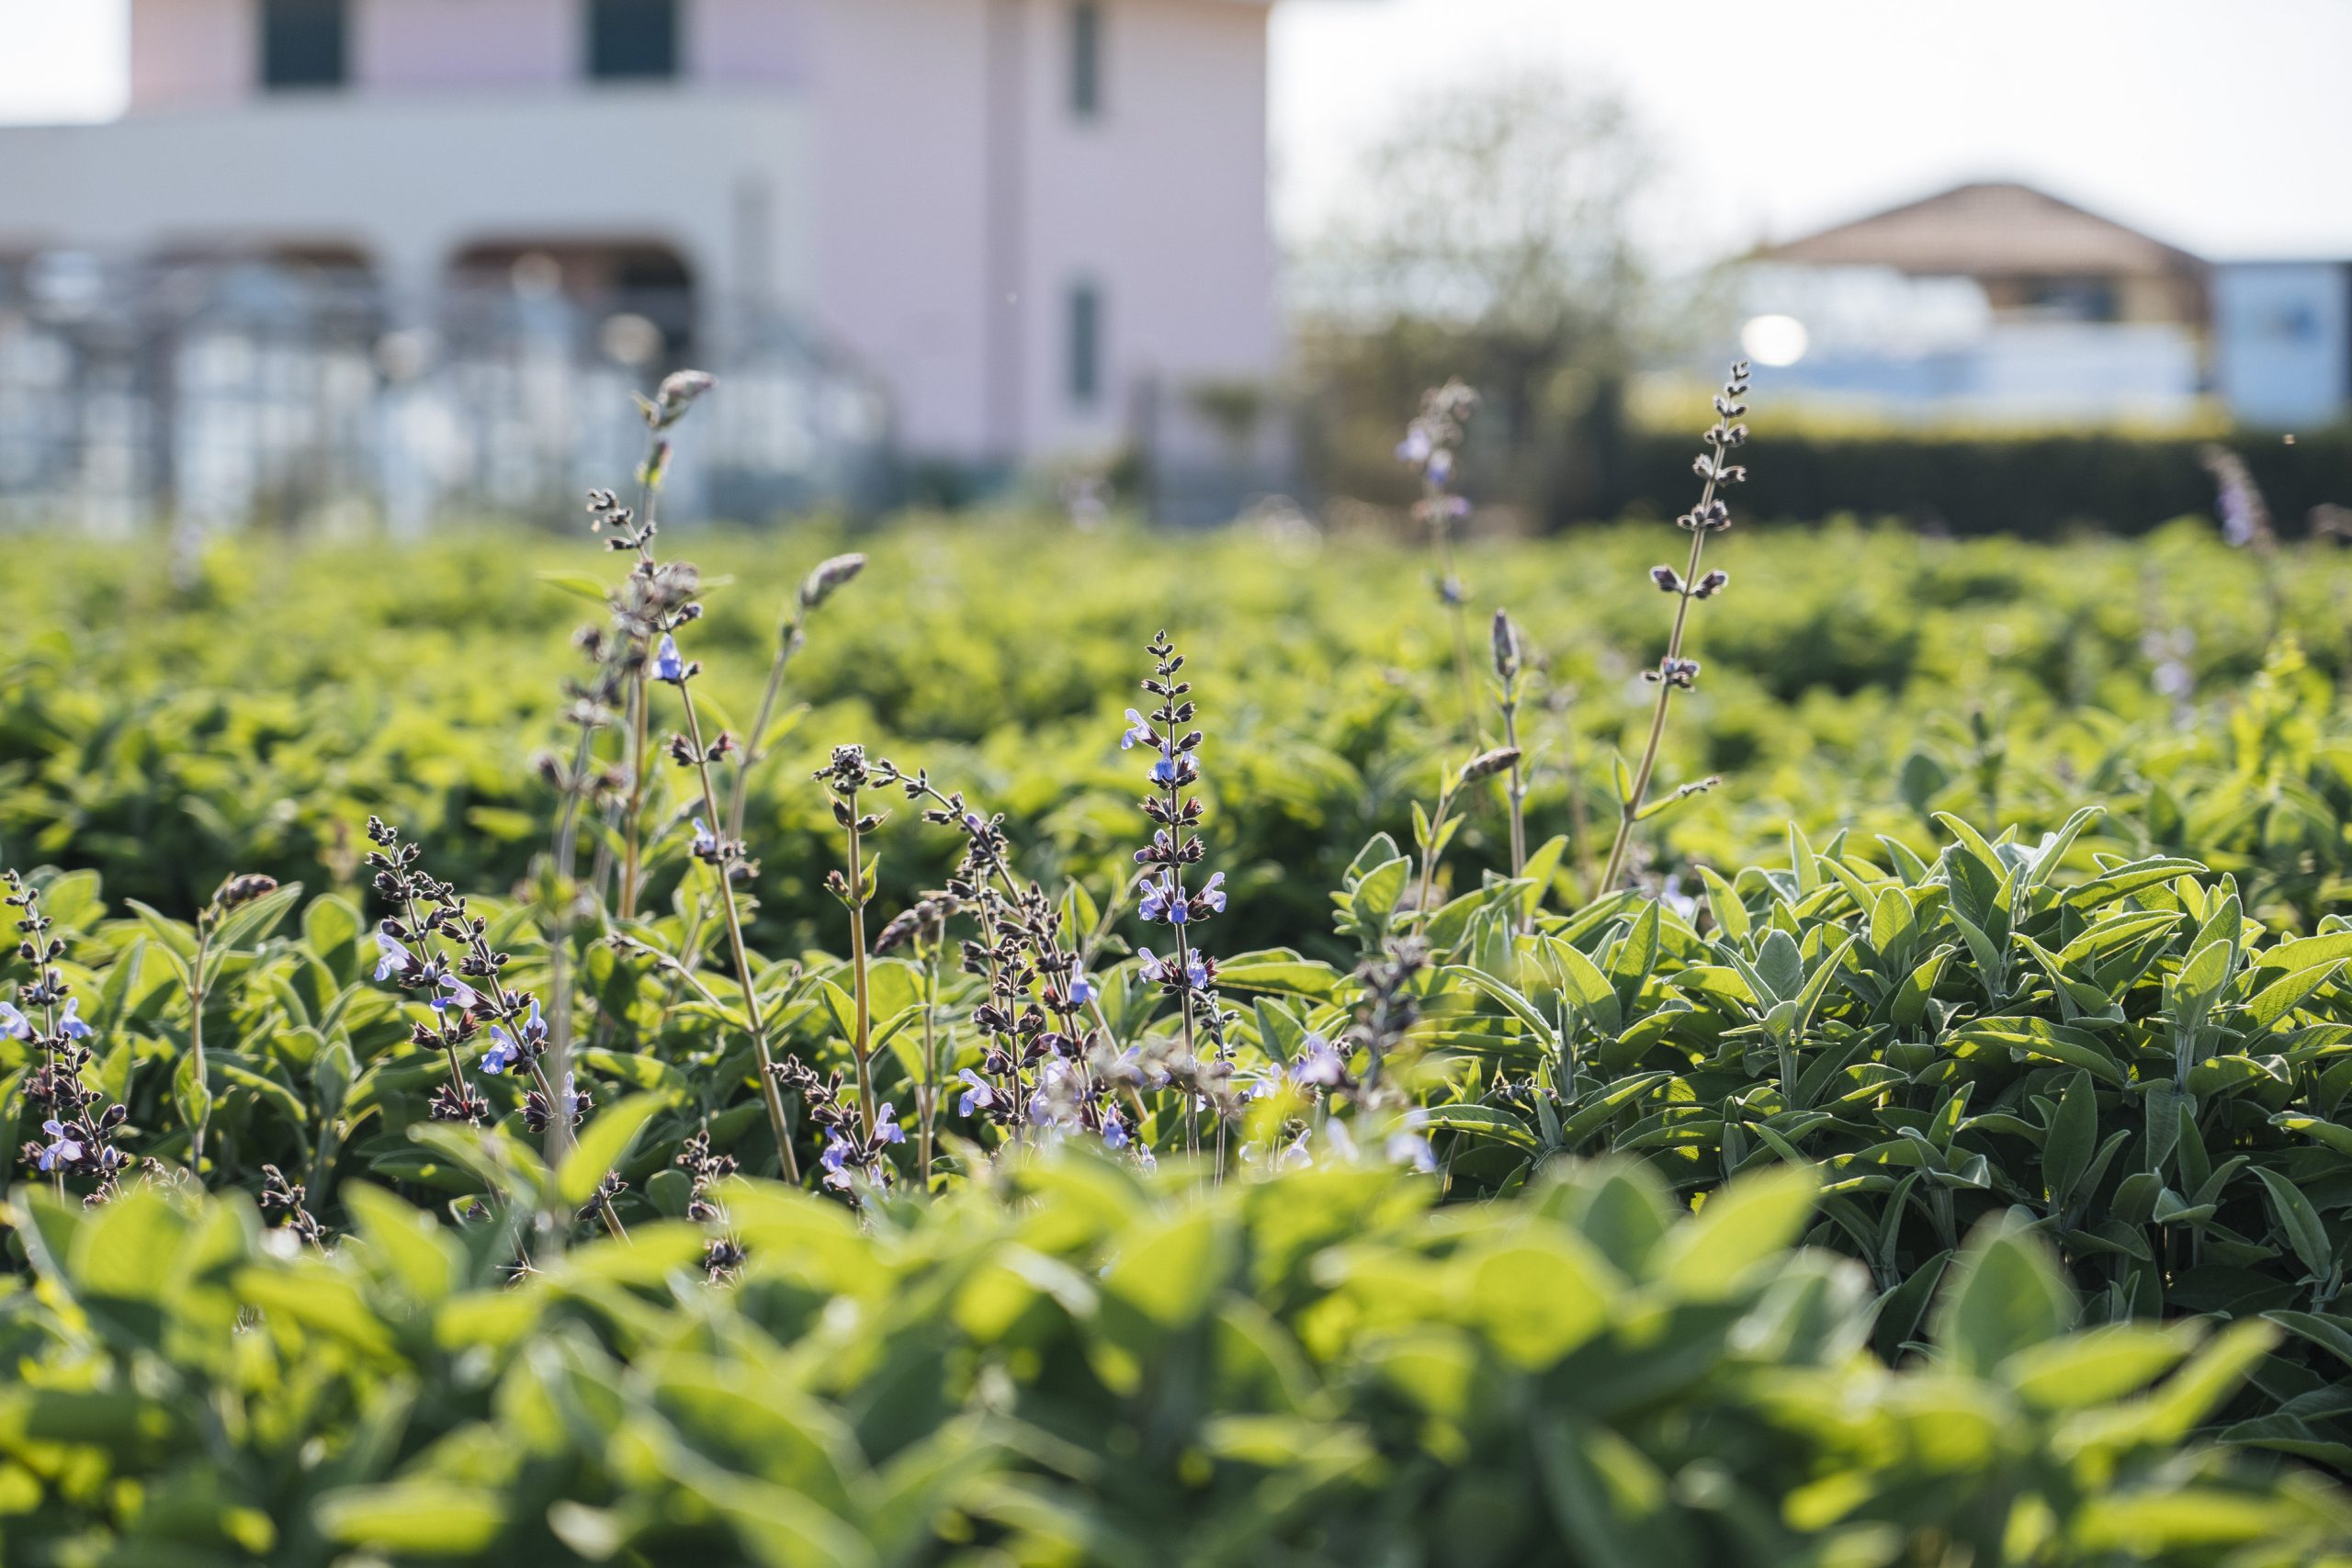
[5,1156,2348,1565]
[1611,429,2352,536]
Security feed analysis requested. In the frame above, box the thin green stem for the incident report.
[726,613,803,846]
[1413,781,1460,930]
[918,934,942,1189]
[676,682,802,1183]
[843,790,877,1138]
[1430,490,1479,742]
[1599,493,1715,897]
[618,671,652,917]
[187,918,212,1174]
[1499,681,1527,871]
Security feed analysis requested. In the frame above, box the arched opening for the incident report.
[444,238,696,362]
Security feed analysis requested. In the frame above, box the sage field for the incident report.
[6,378,2352,1564]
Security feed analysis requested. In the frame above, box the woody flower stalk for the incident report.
[185,872,281,1172]
[6,872,130,1202]
[538,370,713,1191]
[814,744,886,1140]
[612,369,713,919]
[1127,630,1230,1160]
[1597,362,1752,896]
[874,893,956,1185]
[1396,380,1483,739]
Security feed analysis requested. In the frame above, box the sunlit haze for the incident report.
[5,0,2350,263]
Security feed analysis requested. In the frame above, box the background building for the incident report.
[2212,261,2352,430]
[1732,180,2352,434]
[1737,181,2211,423]
[0,0,1284,526]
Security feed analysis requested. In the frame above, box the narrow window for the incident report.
[261,0,347,90]
[1069,1,1102,120]
[588,0,680,81]
[1068,282,1102,406]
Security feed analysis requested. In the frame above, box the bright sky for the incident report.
[5,0,2348,262]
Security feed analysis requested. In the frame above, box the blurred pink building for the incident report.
[0,0,1282,468]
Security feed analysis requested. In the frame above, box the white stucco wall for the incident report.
[0,93,815,317]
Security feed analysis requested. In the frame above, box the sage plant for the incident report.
[1597,362,1751,896]
[184,871,279,1172]
[874,761,1122,1154]
[1127,630,1231,1158]
[6,871,130,1202]
[1396,380,1483,739]
[367,818,623,1236]
[2201,445,2282,637]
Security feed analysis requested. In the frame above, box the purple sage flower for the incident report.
[431,974,481,1013]
[1194,872,1226,916]
[480,1027,522,1076]
[373,931,412,981]
[1292,1033,1346,1088]
[38,1119,82,1171]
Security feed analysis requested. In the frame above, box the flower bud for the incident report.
[1693,570,1729,599]
[798,552,867,611]
[1490,609,1521,679]
[1457,746,1522,785]
[1650,565,1683,592]
[649,369,716,428]
[213,873,279,911]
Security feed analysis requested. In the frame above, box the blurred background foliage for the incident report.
[5,513,2352,957]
